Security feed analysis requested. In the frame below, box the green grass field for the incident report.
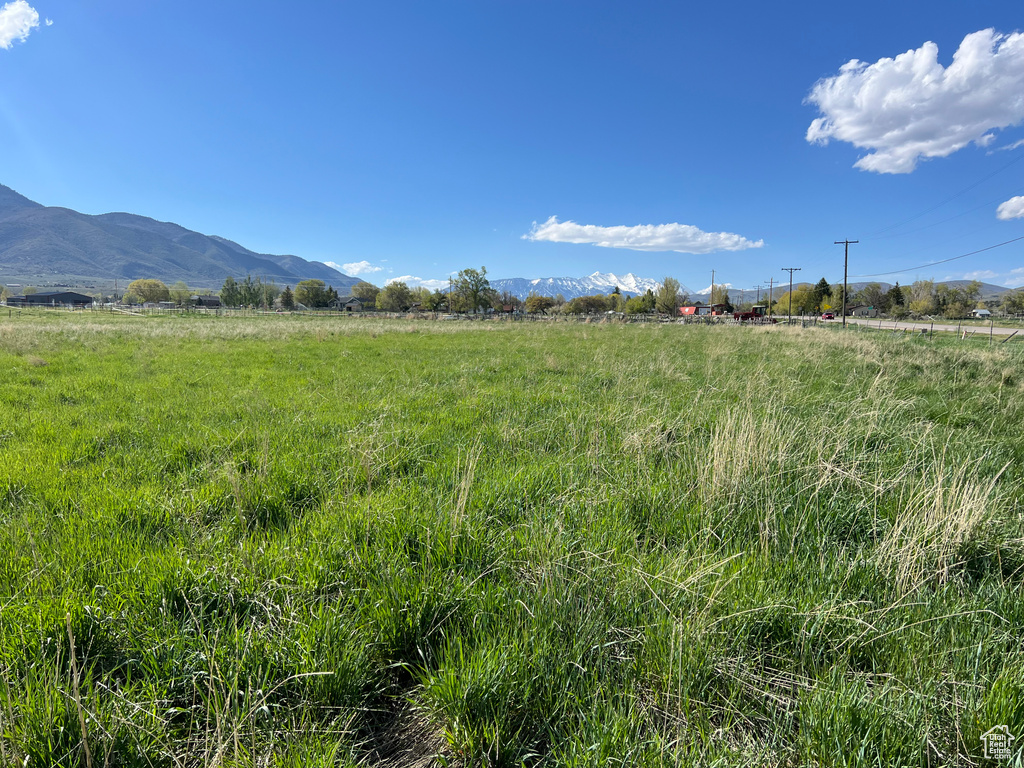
[1,313,1022,767]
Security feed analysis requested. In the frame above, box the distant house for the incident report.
[332,296,371,312]
[192,295,222,308]
[679,305,713,316]
[847,305,878,318]
[971,308,992,318]
[6,291,93,307]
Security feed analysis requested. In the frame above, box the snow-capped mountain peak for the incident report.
[490,272,670,300]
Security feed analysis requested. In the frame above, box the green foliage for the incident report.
[280,285,295,310]
[220,275,242,307]
[376,281,412,311]
[351,280,380,303]
[168,280,190,306]
[0,316,1022,765]
[813,277,832,311]
[524,293,554,314]
[935,281,982,319]
[295,279,330,308]
[888,281,905,307]
[452,267,492,313]
[655,276,682,314]
[710,284,731,308]
[565,294,612,314]
[126,278,170,303]
[1003,288,1024,315]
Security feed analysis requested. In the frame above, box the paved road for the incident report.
[836,317,1022,337]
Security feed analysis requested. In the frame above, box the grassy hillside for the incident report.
[0,315,1021,766]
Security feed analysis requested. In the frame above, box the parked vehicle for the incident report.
[821,311,835,320]
[733,305,776,324]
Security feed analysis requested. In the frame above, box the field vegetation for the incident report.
[0,313,1022,766]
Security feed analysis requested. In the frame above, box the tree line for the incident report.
[44,272,1022,318]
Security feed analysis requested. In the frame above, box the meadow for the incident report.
[0,313,1021,767]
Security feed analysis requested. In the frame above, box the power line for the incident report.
[850,234,1024,278]
[863,150,1024,238]
[868,184,1024,241]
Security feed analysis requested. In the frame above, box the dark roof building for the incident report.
[6,291,93,306]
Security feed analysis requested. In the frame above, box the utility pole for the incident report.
[754,284,764,304]
[766,278,774,317]
[834,240,858,328]
[710,270,715,304]
[782,268,801,322]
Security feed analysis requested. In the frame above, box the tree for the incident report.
[887,282,905,308]
[23,286,38,295]
[525,293,555,314]
[812,278,832,312]
[295,279,331,308]
[710,285,732,310]
[169,281,191,306]
[280,286,295,310]
[655,277,682,315]
[127,279,170,303]
[934,281,980,319]
[908,280,934,316]
[855,283,889,314]
[1003,289,1024,315]
[376,281,413,312]
[453,267,491,313]
[220,276,242,307]
[566,294,610,314]
[429,290,449,311]
[829,283,846,314]
[0,285,11,301]
[352,281,380,303]
[624,295,652,314]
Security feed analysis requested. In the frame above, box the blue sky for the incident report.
[2,0,1023,292]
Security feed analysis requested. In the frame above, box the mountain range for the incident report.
[490,272,671,301]
[0,184,356,291]
[490,275,1015,303]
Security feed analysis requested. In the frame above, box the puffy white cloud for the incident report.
[523,216,763,254]
[806,29,1024,173]
[337,260,383,276]
[387,275,448,291]
[996,195,1024,220]
[962,270,998,280]
[0,0,39,49]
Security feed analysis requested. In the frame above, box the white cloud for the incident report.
[387,275,448,291]
[962,270,999,280]
[806,29,1024,173]
[338,260,383,276]
[1003,267,1024,286]
[523,216,764,254]
[0,0,39,49]
[994,138,1024,152]
[997,195,1024,220]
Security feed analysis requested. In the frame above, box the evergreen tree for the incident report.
[280,286,295,310]
[220,276,242,307]
[888,282,905,307]
[812,278,831,311]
